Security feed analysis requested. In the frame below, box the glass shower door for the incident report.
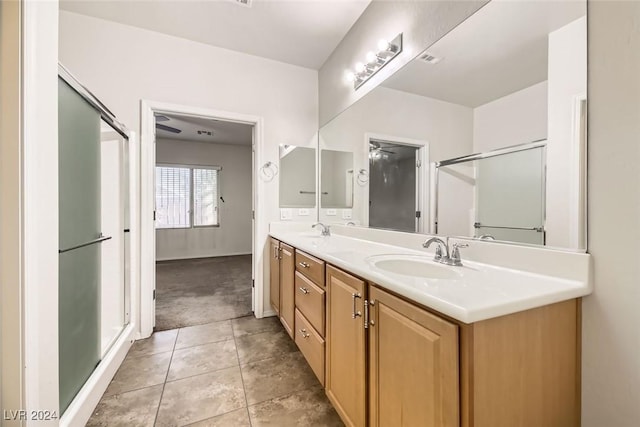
[58,73,130,415]
[475,147,546,245]
[58,78,102,414]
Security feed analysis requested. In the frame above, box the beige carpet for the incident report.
[155,255,252,331]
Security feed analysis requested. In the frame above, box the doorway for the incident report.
[153,113,254,330]
[365,135,429,233]
[140,101,265,338]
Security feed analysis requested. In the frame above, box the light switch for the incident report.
[298,209,310,216]
[280,208,293,220]
[326,209,337,216]
[342,209,353,219]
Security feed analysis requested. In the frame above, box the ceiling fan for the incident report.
[154,114,182,134]
[369,141,396,155]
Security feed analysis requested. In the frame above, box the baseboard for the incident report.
[262,309,277,318]
[60,324,135,427]
[156,252,252,262]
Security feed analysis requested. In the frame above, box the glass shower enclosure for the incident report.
[58,65,131,414]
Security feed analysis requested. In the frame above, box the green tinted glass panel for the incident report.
[58,78,101,414]
[58,79,101,250]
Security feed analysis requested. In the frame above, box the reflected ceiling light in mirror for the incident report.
[346,33,403,90]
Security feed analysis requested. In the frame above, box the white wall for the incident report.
[473,81,548,152]
[155,138,252,260]
[546,17,587,249]
[59,10,318,315]
[583,2,640,425]
[2,0,60,423]
[319,86,473,226]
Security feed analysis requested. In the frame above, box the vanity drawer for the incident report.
[295,250,325,287]
[295,308,325,386]
[295,272,325,336]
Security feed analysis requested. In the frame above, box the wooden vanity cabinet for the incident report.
[279,242,295,338]
[268,238,580,427]
[368,285,459,427]
[326,265,367,427]
[269,238,295,338]
[293,249,327,385]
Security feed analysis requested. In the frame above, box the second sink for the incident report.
[366,254,462,280]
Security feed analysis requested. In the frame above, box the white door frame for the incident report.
[140,100,265,338]
[363,133,430,232]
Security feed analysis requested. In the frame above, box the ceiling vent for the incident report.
[420,52,442,65]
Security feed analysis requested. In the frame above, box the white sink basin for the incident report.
[366,255,462,280]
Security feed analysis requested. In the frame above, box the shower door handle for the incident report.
[59,234,112,253]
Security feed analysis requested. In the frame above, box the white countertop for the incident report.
[269,229,592,324]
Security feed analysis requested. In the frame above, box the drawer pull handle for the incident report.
[352,292,362,319]
[298,262,310,268]
[299,328,310,338]
[299,287,309,294]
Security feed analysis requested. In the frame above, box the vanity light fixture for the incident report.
[346,33,403,90]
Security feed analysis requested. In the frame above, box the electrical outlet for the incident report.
[342,210,353,219]
[326,209,337,216]
[298,209,309,216]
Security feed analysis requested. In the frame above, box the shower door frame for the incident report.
[57,64,139,427]
[363,133,430,233]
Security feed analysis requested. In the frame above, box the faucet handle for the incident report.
[450,243,468,266]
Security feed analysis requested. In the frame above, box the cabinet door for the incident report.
[269,239,280,315]
[326,265,367,427]
[279,243,295,338]
[369,285,459,427]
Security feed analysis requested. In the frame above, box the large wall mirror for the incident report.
[318,0,587,251]
[279,144,317,208]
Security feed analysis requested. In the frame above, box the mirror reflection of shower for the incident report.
[368,140,420,233]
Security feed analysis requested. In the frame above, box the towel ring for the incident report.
[260,161,279,182]
[356,169,369,185]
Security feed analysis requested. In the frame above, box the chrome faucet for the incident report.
[312,222,331,236]
[422,237,468,266]
[478,234,496,240]
[423,237,449,262]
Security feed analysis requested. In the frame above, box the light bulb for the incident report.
[345,71,355,83]
[355,62,365,73]
[377,39,390,51]
[366,51,377,63]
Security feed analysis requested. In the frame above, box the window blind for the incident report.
[155,165,220,229]
[155,166,191,228]
[194,168,219,226]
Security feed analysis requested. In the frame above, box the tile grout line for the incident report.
[231,320,254,427]
[153,329,180,427]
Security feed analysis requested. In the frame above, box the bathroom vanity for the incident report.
[268,228,588,427]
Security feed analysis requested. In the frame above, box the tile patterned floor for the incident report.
[88,316,344,427]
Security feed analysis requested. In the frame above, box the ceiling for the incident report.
[155,113,254,145]
[60,0,371,69]
[383,1,586,107]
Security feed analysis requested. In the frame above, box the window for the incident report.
[155,165,220,229]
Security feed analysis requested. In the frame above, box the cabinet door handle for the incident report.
[369,299,375,327]
[299,328,310,338]
[274,246,278,258]
[352,292,362,319]
[298,262,310,268]
[299,287,309,294]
